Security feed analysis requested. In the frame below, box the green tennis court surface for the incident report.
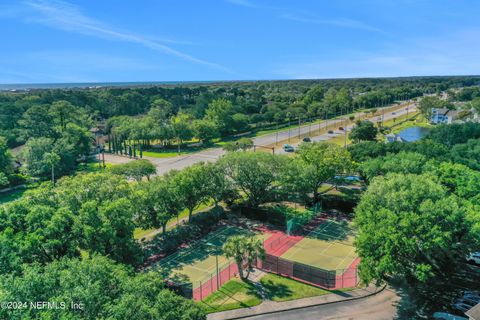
[280,219,357,274]
[156,225,271,286]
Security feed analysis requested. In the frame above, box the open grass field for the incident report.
[197,278,261,313]
[260,273,332,302]
[155,225,271,286]
[280,219,357,274]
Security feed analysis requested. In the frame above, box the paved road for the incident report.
[104,102,416,174]
[275,102,416,154]
[241,287,399,320]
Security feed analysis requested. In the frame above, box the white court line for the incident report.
[158,225,236,267]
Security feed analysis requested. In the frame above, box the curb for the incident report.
[208,284,387,320]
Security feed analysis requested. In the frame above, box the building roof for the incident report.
[448,110,462,119]
[466,303,480,320]
[433,108,450,115]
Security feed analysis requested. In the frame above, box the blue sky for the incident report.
[1,0,480,83]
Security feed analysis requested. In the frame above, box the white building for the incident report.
[430,108,461,124]
[385,133,406,143]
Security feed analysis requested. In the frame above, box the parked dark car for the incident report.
[283,144,295,152]
[302,137,311,142]
[327,130,334,134]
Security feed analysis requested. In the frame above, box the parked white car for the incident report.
[467,252,480,265]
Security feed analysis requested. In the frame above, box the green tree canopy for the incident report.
[282,142,353,202]
[349,120,378,143]
[110,159,157,181]
[359,151,428,182]
[219,152,286,206]
[0,255,205,320]
[354,173,476,284]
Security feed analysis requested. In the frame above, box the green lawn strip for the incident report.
[197,278,262,314]
[76,161,113,173]
[390,117,432,134]
[260,273,333,302]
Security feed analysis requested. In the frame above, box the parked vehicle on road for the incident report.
[302,137,311,142]
[467,252,480,265]
[463,291,480,301]
[452,299,475,312]
[283,144,295,152]
[327,130,334,134]
[338,127,344,131]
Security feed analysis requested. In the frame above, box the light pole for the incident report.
[206,242,220,290]
[288,119,291,143]
[309,117,312,136]
[275,123,279,145]
[297,116,301,138]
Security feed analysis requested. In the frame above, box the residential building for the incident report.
[466,303,480,320]
[385,133,406,143]
[430,108,461,124]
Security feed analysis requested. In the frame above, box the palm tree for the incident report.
[43,152,60,185]
[223,235,265,280]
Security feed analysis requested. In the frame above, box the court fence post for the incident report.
[341,269,344,288]
[200,281,202,300]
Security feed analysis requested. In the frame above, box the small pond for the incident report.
[397,126,430,142]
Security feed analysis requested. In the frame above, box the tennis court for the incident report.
[156,224,271,287]
[280,219,357,274]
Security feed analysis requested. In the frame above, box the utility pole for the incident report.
[275,123,279,145]
[288,119,291,143]
[298,116,301,138]
[309,117,312,136]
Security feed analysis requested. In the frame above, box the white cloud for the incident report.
[22,0,229,71]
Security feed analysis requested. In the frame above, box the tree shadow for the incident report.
[389,266,480,320]
[307,219,352,242]
[200,279,261,311]
[155,225,255,280]
[261,279,293,300]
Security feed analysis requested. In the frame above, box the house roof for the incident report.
[434,108,450,115]
[448,110,462,119]
[466,303,480,320]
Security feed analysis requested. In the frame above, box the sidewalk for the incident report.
[207,284,385,320]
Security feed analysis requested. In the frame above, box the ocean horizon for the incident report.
[0,80,250,91]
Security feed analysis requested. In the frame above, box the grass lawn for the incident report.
[197,278,262,314]
[76,161,113,173]
[260,273,331,302]
[142,143,220,158]
[390,116,432,134]
[142,149,199,158]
